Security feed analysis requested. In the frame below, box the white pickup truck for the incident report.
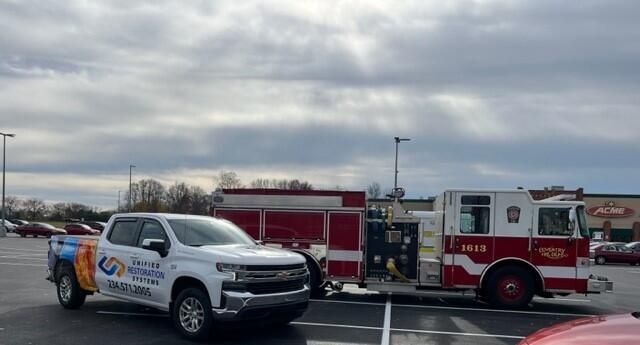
[47,213,310,340]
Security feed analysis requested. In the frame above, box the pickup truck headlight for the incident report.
[216,263,247,272]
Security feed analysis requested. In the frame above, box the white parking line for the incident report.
[392,303,593,317]
[292,321,525,340]
[310,299,384,306]
[0,255,48,260]
[96,311,169,317]
[292,321,382,331]
[381,293,392,345]
[391,327,524,340]
[534,297,591,303]
[0,247,46,252]
[0,262,45,267]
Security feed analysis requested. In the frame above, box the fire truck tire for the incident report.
[595,256,606,265]
[308,263,326,298]
[487,266,534,309]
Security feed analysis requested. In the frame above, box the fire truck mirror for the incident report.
[569,208,577,225]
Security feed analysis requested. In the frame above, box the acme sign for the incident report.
[587,201,634,218]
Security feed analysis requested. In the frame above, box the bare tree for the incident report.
[136,179,166,212]
[4,196,20,218]
[214,170,243,189]
[166,182,191,213]
[249,178,271,188]
[367,182,382,199]
[190,186,209,215]
[249,178,313,190]
[22,198,47,220]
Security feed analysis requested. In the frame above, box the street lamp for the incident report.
[1,132,16,238]
[117,190,121,212]
[129,165,136,212]
[393,136,411,193]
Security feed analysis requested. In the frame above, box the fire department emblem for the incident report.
[538,247,568,260]
[507,206,521,223]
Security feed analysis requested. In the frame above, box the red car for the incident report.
[63,223,100,236]
[16,222,67,238]
[519,312,640,345]
[594,243,640,265]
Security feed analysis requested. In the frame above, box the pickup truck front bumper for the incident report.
[212,285,310,320]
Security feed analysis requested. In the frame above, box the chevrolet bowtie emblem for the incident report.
[276,271,290,280]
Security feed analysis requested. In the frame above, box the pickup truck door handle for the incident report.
[97,250,106,255]
[130,255,140,260]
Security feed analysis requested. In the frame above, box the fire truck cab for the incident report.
[211,188,612,308]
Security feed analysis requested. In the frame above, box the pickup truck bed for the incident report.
[47,235,101,292]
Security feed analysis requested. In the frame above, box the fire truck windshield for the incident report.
[576,206,590,238]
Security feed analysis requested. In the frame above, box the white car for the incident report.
[1,219,16,233]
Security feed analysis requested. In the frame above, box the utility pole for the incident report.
[393,136,411,192]
[1,132,16,238]
[117,190,121,212]
[129,164,136,212]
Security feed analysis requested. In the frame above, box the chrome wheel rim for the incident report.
[59,275,72,303]
[179,297,205,333]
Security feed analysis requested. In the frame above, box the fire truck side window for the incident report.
[459,195,491,234]
[538,208,572,236]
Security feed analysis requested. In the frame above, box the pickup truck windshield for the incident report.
[168,218,256,246]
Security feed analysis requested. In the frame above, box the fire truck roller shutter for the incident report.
[480,258,544,308]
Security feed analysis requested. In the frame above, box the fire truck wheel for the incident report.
[487,266,534,309]
[308,263,326,298]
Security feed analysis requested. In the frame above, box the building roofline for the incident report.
[584,194,640,199]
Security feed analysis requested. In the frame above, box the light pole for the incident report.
[117,190,121,212]
[393,136,411,192]
[129,165,136,212]
[1,132,16,238]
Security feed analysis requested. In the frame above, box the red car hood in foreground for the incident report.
[520,313,640,345]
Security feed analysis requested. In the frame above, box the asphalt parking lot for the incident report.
[1,234,639,345]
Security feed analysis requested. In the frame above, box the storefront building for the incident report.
[583,194,640,243]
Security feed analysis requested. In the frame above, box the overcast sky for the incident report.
[1,0,639,209]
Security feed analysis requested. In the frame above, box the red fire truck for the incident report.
[211,188,613,308]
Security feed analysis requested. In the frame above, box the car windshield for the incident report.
[167,218,256,247]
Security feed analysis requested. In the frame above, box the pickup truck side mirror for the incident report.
[142,239,168,257]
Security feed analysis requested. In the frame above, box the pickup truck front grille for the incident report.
[245,263,306,271]
[223,263,309,295]
[247,279,305,294]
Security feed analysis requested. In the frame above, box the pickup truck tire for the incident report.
[56,265,86,309]
[173,288,213,341]
[487,266,534,309]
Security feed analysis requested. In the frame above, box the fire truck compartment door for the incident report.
[327,212,362,281]
[531,206,579,291]
[448,192,495,287]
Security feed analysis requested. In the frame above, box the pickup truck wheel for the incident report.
[56,266,86,309]
[173,288,213,340]
[487,266,534,309]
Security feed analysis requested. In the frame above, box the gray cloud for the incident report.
[1,0,639,208]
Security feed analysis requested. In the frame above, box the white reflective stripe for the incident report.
[537,266,575,279]
[327,250,362,262]
[577,267,590,279]
[443,254,485,275]
[445,254,580,279]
